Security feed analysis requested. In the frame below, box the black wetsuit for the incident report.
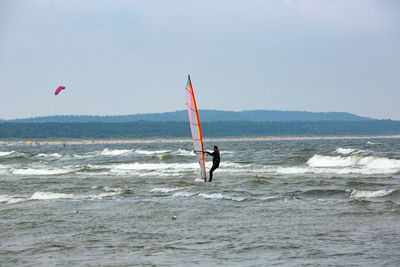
[206,150,220,182]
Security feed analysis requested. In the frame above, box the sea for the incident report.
[1,138,400,266]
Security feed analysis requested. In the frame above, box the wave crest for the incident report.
[347,188,394,199]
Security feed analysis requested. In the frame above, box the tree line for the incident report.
[0,120,399,139]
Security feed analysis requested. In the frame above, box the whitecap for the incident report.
[198,193,245,202]
[0,151,15,157]
[100,148,133,156]
[335,148,356,155]
[172,191,197,198]
[0,194,27,204]
[172,149,195,156]
[36,153,63,158]
[150,187,184,193]
[135,149,170,155]
[198,193,224,199]
[30,191,77,200]
[359,156,400,169]
[367,141,380,145]
[347,188,394,199]
[11,167,74,175]
[308,154,361,167]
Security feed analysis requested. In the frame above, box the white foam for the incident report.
[347,188,394,199]
[0,151,15,157]
[308,155,361,167]
[173,149,195,156]
[0,189,125,204]
[367,141,380,145]
[230,196,246,202]
[11,168,73,175]
[277,167,309,174]
[30,191,77,200]
[277,166,399,175]
[31,190,123,201]
[100,148,133,156]
[335,148,356,155]
[103,186,124,193]
[360,156,400,169]
[89,191,121,200]
[135,149,170,155]
[172,191,197,198]
[111,162,199,171]
[150,187,184,193]
[305,154,400,174]
[198,193,245,201]
[36,153,63,158]
[259,196,280,201]
[199,193,224,199]
[0,194,27,204]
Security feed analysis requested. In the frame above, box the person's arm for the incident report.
[205,151,214,156]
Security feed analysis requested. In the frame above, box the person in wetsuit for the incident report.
[204,145,220,182]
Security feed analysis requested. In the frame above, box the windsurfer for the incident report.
[204,145,220,182]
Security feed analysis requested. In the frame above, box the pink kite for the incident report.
[54,86,65,95]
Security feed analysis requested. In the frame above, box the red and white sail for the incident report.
[186,75,206,179]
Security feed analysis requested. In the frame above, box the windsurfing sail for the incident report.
[186,75,206,179]
[55,86,65,95]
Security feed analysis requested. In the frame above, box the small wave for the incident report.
[100,148,133,156]
[36,153,63,158]
[30,191,77,200]
[0,194,27,204]
[347,188,394,199]
[172,191,197,198]
[11,167,75,175]
[367,141,381,145]
[335,148,356,155]
[112,162,198,171]
[172,149,195,157]
[307,154,400,169]
[0,151,15,157]
[135,149,170,155]
[198,193,246,202]
[259,196,281,201]
[150,187,184,193]
[308,155,361,167]
[1,189,126,205]
[277,166,400,175]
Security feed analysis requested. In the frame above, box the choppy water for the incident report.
[1,138,400,266]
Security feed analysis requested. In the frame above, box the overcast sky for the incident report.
[0,0,399,119]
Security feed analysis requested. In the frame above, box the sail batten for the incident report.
[186,75,206,179]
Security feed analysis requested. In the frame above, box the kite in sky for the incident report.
[54,86,65,95]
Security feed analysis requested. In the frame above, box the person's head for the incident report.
[213,145,218,151]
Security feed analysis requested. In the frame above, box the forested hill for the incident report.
[0,120,399,139]
[3,110,372,123]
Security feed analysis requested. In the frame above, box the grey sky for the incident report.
[0,0,399,119]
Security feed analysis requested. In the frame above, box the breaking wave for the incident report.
[0,151,15,157]
[135,149,170,155]
[0,188,126,204]
[276,154,400,175]
[36,153,63,158]
[172,149,195,157]
[335,148,356,155]
[150,187,184,193]
[11,167,76,175]
[347,188,394,199]
[100,148,133,156]
[308,155,400,169]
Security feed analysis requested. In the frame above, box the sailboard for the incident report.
[186,75,207,182]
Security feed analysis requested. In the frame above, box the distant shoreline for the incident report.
[1,135,400,146]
